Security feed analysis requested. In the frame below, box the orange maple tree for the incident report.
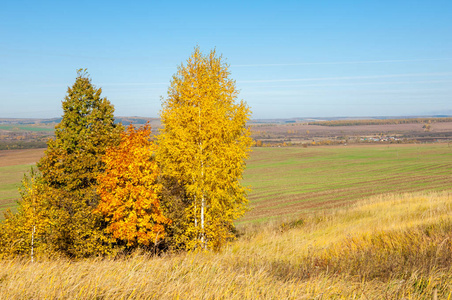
[96,124,170,247]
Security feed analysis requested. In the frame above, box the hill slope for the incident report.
[1,191,451,299]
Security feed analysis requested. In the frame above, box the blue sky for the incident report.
[1,0,451,119]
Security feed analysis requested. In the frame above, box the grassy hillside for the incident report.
[242,144,452,223]
[0,165,31,214]
[0,125,54,132]
[0,149,44,216]
[1,191,451,299]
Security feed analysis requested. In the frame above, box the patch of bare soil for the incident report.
[0,148,45,167]
[251,122,452,140]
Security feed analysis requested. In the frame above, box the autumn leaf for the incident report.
[97,124,171,247]
[158,47,252,250]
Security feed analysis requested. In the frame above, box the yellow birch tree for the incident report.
[0,170,51,259]
[158,47,252,250]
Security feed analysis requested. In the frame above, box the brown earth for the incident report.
[251,122,452,134]
[0,148,46,167]
[250,122,452,143]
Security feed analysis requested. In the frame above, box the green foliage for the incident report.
[0,69,123,258]
[157,175,191,251]
[39,69,123,192]
[0,141,48,150]
[36,69,123,257]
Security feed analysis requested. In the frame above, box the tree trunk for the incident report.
[201,193,205,248]
[31,224,35,263]
[198,105,206,249]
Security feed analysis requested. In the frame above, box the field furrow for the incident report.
[241,144,452,223]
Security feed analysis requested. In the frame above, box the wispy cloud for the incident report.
[238,72,452,84]
[232,58,452,67]
[242,79,452,89]
[99,82,168,86]
[27,82,169,88]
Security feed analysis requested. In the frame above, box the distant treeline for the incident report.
[308,117,452,127]
[0,141,48,150]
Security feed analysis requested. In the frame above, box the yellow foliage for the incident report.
[158,47,252,250]
[0,171,52,258]
[254,140,263,147]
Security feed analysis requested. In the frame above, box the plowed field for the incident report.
[241,144,452,222]
[0,148,45,215]
[1,145,451,223]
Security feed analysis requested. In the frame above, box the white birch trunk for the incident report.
[200,148,205,248]
[198,105,206,248]
[200,182,205,248]
[31,224,35,263]
[194,195,197,228]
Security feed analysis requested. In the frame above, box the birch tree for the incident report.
[158,47,252,250]
[0,170,50,259]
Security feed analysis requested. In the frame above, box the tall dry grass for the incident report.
[1,191,452,299]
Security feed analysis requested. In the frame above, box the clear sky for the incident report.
[1,0,451,119]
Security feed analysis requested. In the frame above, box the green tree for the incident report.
[158,47,253,250]
[36,69,124,257]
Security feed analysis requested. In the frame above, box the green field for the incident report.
[1,144,451,222]
[0,164,35,215]
[242,143,452,223]
[1,145,452,298]
[0,125,54,132]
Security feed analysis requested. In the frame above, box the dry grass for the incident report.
[1,191,452,299]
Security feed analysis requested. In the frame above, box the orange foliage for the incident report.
[96,124,170,247]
